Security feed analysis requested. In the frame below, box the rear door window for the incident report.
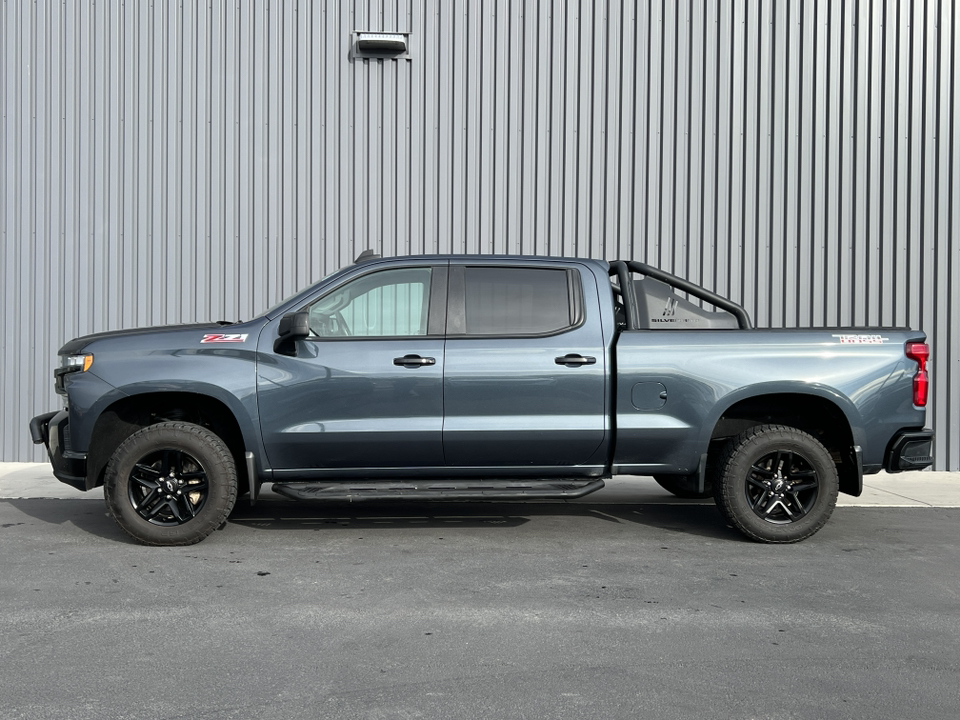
[458,266,580,336]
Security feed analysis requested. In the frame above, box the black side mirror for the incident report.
[274,310,310,356]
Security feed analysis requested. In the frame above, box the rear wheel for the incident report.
[104,422,238,546]
[714,424,838,543]
[653,474,714,499]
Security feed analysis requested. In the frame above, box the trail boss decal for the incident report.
[832,334,889,344]
[201,333,248,344]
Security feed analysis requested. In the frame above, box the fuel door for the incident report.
[632,382,667,411]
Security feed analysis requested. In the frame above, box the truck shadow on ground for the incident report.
[226,498,738,542]
[3,498,133,543]
[2,497,739,543]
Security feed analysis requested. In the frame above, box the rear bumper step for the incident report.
[271,478,606,502]
[885,428,935,472]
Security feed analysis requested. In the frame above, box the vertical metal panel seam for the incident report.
[726,0,735,295]
[643,0,652,265]
[603,0,614,262]
[836,0,845,327]
[670,0,679,271]
[850,0,859,326]
[684,0,693,282]
[751,0,761,320]
[773,0,782,327]
[878,0,887,326]
[698,0,708,288]
[919,0,928,335]
[906,0,915,324]
[657,0,666,267]
[932,0,942,462]
[740,0,750,304]
[865,0,874,326]
[713,0,723,293]
[796,0,806,328]
[949,0,958,469]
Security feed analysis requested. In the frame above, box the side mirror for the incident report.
[274,310,310,356]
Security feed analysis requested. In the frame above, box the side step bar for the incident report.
[271,478,606,503]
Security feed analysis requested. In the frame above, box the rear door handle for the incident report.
[394,354,437,368]
[555,353,597,367]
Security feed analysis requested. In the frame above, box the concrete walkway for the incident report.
[1,461,957,506]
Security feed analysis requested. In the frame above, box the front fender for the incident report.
[114,380,265,465]
[65,371,130,453]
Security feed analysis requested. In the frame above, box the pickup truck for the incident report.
[30,253,934,546]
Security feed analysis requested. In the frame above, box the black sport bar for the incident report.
[608,260,752,331]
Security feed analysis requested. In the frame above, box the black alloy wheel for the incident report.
[128,448,210,526]
[743,449,820,524]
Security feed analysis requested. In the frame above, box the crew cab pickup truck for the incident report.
[30,253,934,545]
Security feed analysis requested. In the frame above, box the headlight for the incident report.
[64,354,94,372]
[54,353,94,395]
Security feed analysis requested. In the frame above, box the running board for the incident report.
[271,478,605,502]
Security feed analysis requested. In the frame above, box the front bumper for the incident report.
[884,428,935,473]
[29,410,88,491]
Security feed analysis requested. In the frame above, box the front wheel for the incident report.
[104,422,238,546]
[714,424,838,543]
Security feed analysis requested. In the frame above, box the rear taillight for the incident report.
[905,342,930,407]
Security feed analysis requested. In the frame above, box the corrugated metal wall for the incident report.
[2,0,958,469]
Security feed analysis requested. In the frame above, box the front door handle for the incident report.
[555,353,597,367]
[394,354,437,368]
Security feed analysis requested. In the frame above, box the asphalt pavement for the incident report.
[1,463,958,719]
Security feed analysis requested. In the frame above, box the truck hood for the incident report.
[58,323,228,355]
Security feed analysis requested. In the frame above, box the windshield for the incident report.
[256,266,350,319]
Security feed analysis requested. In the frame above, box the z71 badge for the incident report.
[201,333,248,344]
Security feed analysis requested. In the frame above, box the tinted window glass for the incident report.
[464,267,572,335]
[308,267,431,337]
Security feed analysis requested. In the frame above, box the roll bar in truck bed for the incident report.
[608,260,753,331]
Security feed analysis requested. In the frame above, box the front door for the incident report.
[257,264,447,475]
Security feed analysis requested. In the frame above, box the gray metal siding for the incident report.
[2,0,958,470]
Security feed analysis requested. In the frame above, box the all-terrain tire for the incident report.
[713,424,839,543]
[104,422,238,546]
[653,474,714,499]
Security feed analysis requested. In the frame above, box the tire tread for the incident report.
[713,424,838,544]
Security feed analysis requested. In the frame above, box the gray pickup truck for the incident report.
[30,253,934,546]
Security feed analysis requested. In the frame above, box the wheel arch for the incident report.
[86,390,252,491]
[699,386,863,496]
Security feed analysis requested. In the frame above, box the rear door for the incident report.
[441,260,607,474]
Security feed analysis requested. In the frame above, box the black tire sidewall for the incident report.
[716,425,839,543]
[104,422,237,546]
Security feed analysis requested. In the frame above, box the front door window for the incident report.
[308,267,432,338]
